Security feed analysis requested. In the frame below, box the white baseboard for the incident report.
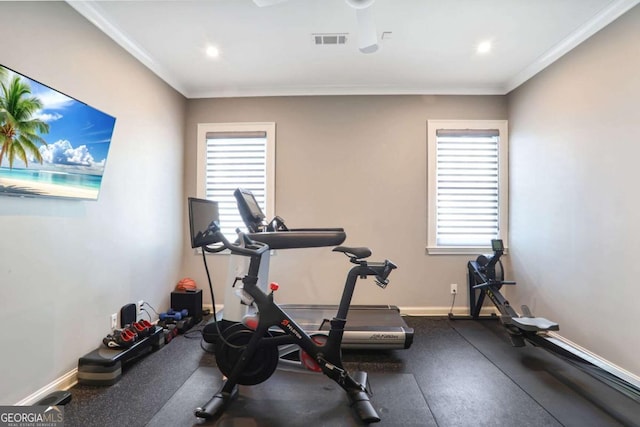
[399,306,498,317]
[15,368,77,406]
[547,331,640,390]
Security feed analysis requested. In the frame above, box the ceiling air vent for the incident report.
[312,33,348,46]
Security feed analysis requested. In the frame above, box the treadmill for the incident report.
[281,304,412,349]
[213,188,414,350]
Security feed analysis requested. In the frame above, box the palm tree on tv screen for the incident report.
[0,75,49,169]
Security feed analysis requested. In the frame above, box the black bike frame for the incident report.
[195,230,393,423]
[223,252,389,387]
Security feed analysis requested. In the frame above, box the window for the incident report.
[427,120,508,254]
[196,122,275,241]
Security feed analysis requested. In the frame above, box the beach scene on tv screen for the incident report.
[0,65,115,200]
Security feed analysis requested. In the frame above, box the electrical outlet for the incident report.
[137,300,144,314]
[450,283,458,295]
[110,313,118,329]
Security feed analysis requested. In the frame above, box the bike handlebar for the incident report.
[202,222,270,257]
[375,259,397,286]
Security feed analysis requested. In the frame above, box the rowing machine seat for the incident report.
[509,316,559,332]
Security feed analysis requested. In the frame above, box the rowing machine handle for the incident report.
[473,279,515,289]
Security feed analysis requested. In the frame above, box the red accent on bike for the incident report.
[243,314,259,330]
[300,335,327,372]
[300,350,322,372]
[269,282,279,291]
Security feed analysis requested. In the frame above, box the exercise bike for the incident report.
[463,239,559,347]
[188,197,397,424]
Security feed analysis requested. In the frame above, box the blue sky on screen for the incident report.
[1,66,116,174]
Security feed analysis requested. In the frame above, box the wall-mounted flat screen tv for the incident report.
[0,64,116,201]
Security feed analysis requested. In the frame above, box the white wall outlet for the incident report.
[450,283,458,294]
[110,313,118,329]
[137,300,144,314]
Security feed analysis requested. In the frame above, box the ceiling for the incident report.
[67,0,639,99]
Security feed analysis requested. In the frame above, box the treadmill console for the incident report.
[233,187,346,249]
[234,188,266,232]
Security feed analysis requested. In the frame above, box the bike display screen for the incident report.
[188,197,221,248]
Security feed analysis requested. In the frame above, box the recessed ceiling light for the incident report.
[477,40,492,54]
[206,45,220,58]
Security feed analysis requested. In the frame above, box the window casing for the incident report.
[427,120,508,254]
[196,122,275,241]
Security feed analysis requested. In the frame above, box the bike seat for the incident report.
[333,246,372,260]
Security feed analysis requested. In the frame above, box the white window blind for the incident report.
[427,120,508,254]
[205,132,266,239]
[196,123,275,243]
[435,129,499,246]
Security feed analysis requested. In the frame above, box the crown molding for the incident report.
[504,0,640,93]
[66,1,189,96]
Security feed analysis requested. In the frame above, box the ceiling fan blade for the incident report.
[252,0,289,7]
[355,6,378,53]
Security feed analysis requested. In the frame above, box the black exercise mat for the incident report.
[146,367,435,427]
[65,330,214,427]
[451,319,638,427]
[405,317,561,427]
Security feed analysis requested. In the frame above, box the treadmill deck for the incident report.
[282,304,414,349]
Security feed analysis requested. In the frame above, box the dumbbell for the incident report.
[160,308,188,321]
[169,308,188,317]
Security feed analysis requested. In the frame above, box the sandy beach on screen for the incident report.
[0,177,98,199]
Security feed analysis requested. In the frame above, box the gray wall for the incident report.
[0,2,186,404]
[183,96,507,312]
[508,5,640,375]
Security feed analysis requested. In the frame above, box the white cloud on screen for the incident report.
[34,112,63,122]
[40,140,103,168]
